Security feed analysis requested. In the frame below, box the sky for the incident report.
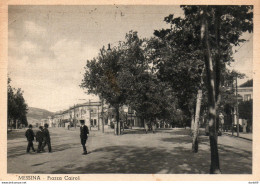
[8,5,253,112]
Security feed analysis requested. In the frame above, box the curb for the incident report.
[223,132,252,141]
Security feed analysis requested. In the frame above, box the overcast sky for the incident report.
[8,5,253,112]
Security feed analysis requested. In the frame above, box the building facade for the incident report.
[52,101,104,129]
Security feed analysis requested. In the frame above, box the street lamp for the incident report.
[233,76,240,137]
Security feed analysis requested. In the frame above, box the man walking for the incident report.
[25,124,36,153]
[42,123,52,153]
[80,121,89,155]
[36,126,44,153]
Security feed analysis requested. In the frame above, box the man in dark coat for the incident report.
[35,126,44,153]
[80,121,89,155]
[42,123,52,153]
[25,124,35,153]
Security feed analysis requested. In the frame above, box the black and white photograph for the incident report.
[1,2,259,180]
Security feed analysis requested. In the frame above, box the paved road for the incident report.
[7,127,252,174]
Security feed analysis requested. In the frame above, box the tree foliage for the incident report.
[8,77,28,128]
[239,100,252,120]
[81,31,178,129]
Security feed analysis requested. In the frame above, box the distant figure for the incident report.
[42,123,52,153]
[25,124,36,153]
[35,126,44,153]
[145,121,149,134]
[80,121,89,155]
[151,121,156,134]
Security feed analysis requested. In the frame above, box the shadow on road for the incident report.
[51,142,252,174]
[161,135,209,144]
[52,145,210,174]
[8,143,80,158]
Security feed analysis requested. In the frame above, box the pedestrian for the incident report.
[25,124,36,153]
[80,121,89,155]
[35,126,44,153]
[42,123,52,153]
[144,120,149,134]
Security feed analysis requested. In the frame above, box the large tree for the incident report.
[81,45,129,135]
[122,31,178,126]
[81,31,178,133]
[151,13,206,152]
[8,77,28,130]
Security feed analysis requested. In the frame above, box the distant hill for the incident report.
[27,107,54,125]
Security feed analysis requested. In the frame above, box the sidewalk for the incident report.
[223,131,252,141]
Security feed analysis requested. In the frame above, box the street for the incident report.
[7,127,252,174]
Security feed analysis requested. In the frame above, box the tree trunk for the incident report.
[190,113,195,135]
[201,7,221,174]
[192,89,203,153]
[115,106,120,135]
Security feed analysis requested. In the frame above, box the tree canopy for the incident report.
[8,77,28,128]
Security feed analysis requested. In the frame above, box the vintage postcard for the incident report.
[0,0,259,182]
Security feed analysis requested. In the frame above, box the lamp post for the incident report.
[97,105,100,131]
[123,107,128,131]
[233,76,239,137]
[101,99,104,133]
[74,104,76,129]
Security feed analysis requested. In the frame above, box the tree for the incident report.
[15,88,28,127]
[8,77,28,130]
[81,44,130,135]
[151,13,206,152]
[8,77,16,129]
[81,31,178,134]
[121,31,178,127]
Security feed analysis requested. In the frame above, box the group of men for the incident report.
[25,123,52,153]
[25,121,89,155]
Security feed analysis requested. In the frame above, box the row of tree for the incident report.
[8,77,28,130]
[81,5,253,173]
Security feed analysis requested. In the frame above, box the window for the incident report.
[244,94,251,101]
[92,108,97,114]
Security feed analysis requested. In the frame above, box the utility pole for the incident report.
[97,105,100,131]
[231,78,234,136]
[125,112,127,129]
[74,104,76,129]
[235,76,240,137]
[89,99,91,131]
[101,99,104,133]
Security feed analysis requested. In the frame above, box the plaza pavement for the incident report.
[223,131,252,141]
[7,127,252,174]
